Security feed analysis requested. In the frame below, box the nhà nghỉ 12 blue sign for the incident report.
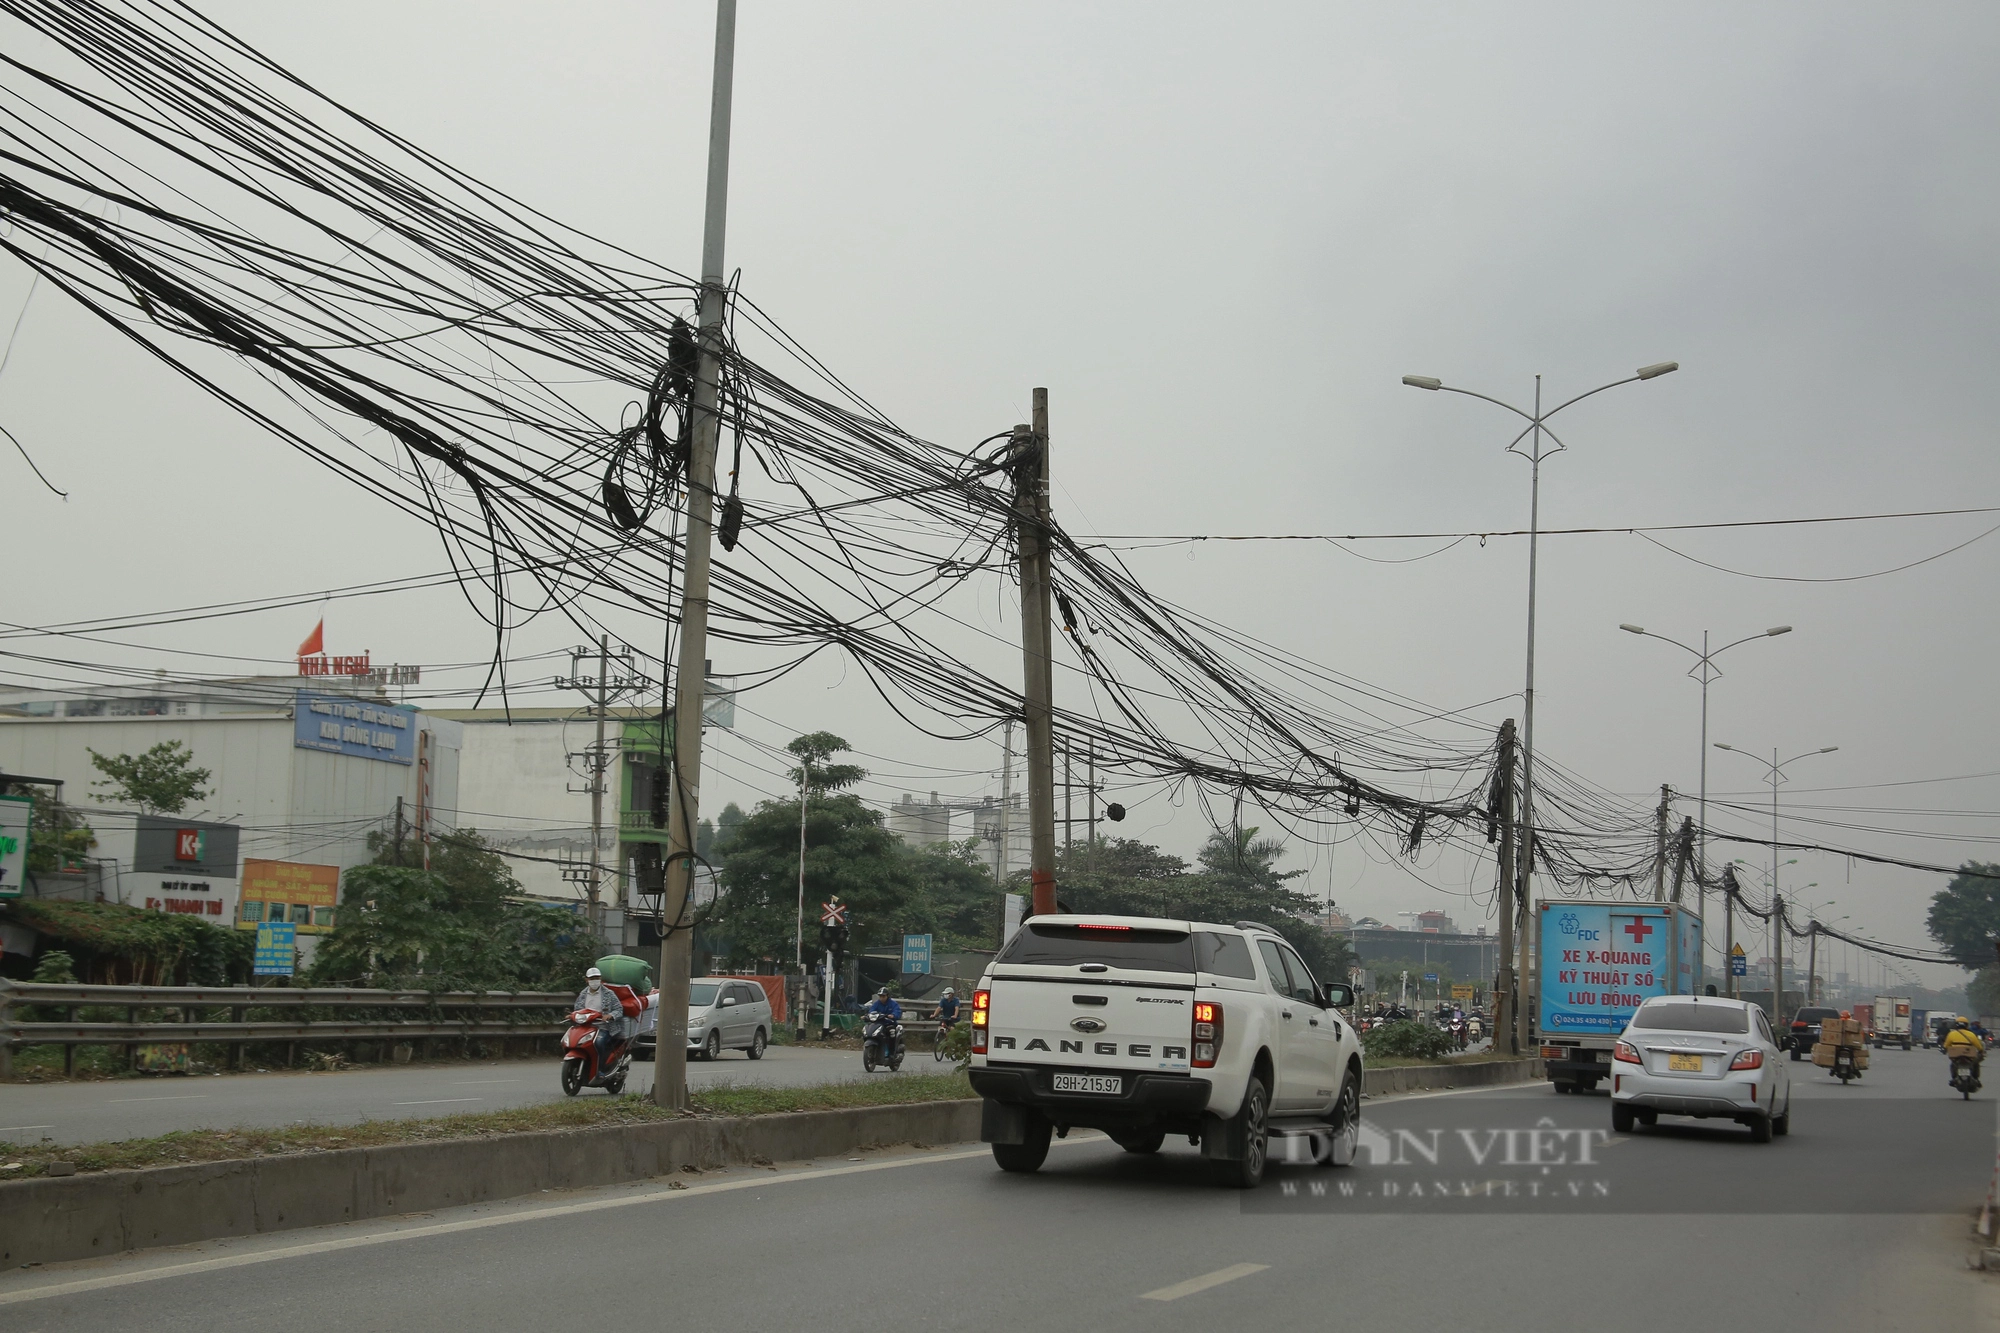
[254,921,297,976]
[293,690,416,765]
[901,933,933,975]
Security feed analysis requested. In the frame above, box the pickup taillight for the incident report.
[1192,1001,1223,1068]
[971,988,990,1054]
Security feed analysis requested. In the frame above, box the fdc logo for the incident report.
[1559,913,1579,936]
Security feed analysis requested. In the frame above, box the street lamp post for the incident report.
[1714,743,1839,1028]
[1405,361,1677,1051]
[1617,623,1793,985]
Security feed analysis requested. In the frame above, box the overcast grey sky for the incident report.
[6,3,1997,988]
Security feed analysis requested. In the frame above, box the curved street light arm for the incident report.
[1435,383,1537,425]
[1711,630,1783,659]
[1541,374,1645,421]
[1628,628,1703,660]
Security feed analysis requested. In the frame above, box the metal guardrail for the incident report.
[0,978,574,1075]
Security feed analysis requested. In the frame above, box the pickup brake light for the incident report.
[1192,1001,1224,1068]
[971,988,990,1055]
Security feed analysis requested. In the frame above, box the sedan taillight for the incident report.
[1729,1047,1764,1070]
[971,988,990,1054]
[1613,1040,1642,1065]
[1192,1002,1224,1068]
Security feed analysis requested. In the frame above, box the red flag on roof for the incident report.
[297,618,324,658]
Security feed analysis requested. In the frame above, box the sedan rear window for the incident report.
[1631,1002,1749,1034]
[997,923,1195,972]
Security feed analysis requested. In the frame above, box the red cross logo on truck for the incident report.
[1623,918,1654,944]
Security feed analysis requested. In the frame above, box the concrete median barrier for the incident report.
[0,1098,983,1269]
[1361,1057,1543,1097]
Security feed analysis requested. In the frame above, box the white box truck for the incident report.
[1535,900,1703,1094]
[1873,995,1913,1050]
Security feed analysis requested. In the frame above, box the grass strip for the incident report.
[0,1071,971,1179]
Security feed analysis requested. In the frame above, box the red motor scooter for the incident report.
[561,1008,631,1096]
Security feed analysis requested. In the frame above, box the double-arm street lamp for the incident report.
[1403,361,1677,1049]
[1714,744,1839,1022]
[1617,623,1793,979]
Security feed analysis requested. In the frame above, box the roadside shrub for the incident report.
[1361,1019,1455,1060]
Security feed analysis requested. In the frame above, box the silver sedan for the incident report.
[1609,996,1792,1142]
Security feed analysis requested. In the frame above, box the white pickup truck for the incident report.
[968,914,1364,1188]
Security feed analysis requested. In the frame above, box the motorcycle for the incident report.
[560,1009,631,1097]
[1832,1044,1860,1084]
[861,1014,904,1073]
[1450,1018,1469,1052]
[1951,1055,1983,1100]
[1468,1015,1485,1043]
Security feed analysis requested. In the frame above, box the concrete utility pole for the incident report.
[1653,784,1670,901]
[591,635,609,937]
[1013,393,1059,916]
[996,720,1015,887]
[1086,741,1097,874]
[1493,719,1517,1054]
[795,760,808,970]
[654,0,736,1112]
[1724,867,1737,999]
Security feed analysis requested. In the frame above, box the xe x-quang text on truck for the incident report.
[1536,900,1702,1094]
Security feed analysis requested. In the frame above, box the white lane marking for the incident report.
[106,1096,206,1103]
[1140,1263,1270,1302]
[389,1098,483,1106]
[0,1142,1025,1306]
[450,1080,520,1086]
[0,1125,55,1134]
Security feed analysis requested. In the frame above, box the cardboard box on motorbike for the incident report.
[1812,1042,1868,1069]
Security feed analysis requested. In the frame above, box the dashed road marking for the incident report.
[1140,1263,1270,1301]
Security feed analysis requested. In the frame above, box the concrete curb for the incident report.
[1360,1057,1544,1097]
[0,1099,983,1269]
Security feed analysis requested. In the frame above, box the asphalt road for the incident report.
[2,1043,1993,1331]
[0,1043,948,1144]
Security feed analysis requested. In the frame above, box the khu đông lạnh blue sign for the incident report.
[293,690,416,765]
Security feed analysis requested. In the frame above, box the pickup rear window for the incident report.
[997,923,1195,972]
[1631,1002,1749,1034]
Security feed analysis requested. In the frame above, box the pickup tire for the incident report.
[1322,1073,1360,1167]
[992,1115,1053,1173]
[1207,1074,1270,1190]
[1112,1129,1166,1154]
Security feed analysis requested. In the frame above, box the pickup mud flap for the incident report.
[982,1098,1033,1145]
[1213,1122,1331,1164]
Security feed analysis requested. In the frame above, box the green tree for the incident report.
[711,791,917,961]
[787,732,867,794]
[1928,862,2000,966]
[87,741,211,814]
[312,829,596,990]
[3,786,95,874]
[1055,830,1355,984]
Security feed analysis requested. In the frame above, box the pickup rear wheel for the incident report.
[1208,1075,1270,1189]
[992,1115,1053,1173]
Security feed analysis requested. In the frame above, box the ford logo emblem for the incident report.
[1070,1017,1106,1034]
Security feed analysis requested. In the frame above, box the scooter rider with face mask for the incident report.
[576,967,629,1062]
